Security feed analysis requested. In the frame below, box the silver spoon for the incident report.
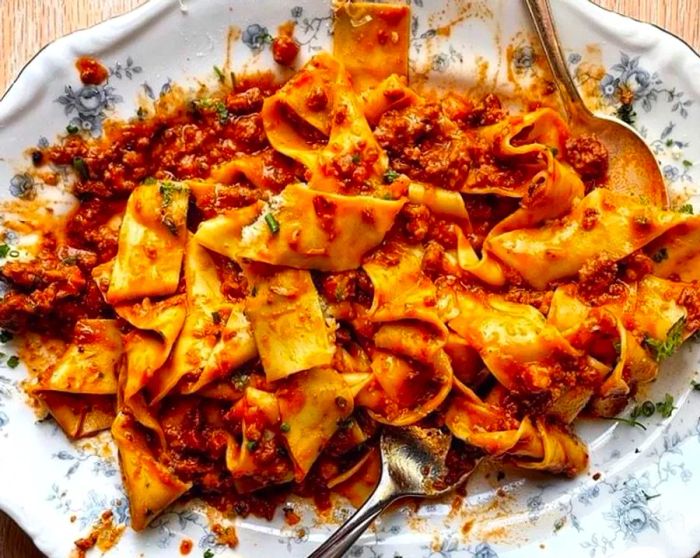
[524,0,668,207]
[309,427,482,558]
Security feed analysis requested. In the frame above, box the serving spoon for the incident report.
[524,0,668,207]
[309,427,482,558]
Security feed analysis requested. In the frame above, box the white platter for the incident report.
[0,1,699,556]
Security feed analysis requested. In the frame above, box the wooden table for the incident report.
[0,1,698,556]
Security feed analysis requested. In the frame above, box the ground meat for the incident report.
[461,93,507,128]
[66,197,125,261]
[581,208,599,231]
[75,56,108,85]
[272,35,300,66]
[396,203,431,243]
[374,103,471,190]
[229,113,266,151]
[318,269,374,307]
[678,286,700,332]
[305,86,328,111]
[46,83,281,198]
[504,287,554,315]
[620,251,654,282]
[225,87,264,115]
[565,134,609,181]
[577,253,619,300]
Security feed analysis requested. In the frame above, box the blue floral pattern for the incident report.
[56,83,123,137]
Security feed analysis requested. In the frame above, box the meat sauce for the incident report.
[0,62,624,520]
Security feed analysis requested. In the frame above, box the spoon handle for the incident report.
[523,0,590,118]
[308,472,400,558]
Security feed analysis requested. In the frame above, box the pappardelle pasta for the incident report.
[2,1,699,534]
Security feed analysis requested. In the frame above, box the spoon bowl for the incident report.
[309,427,483,558]
[525,0,668,208]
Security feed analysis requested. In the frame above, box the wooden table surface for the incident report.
[0,0,699,557]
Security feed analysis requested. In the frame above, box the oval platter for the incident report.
[0,1,699,557]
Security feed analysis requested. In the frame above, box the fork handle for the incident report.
[308,474,401,558]
[523,0,590,118]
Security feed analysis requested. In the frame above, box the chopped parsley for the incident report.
[66,123,80,135]
[628,393,676,422]
[246,439,258,451]
[72,157,90,180]
[280,422,291,433]
[232,373,249,391]
[7,355,19,369]
[601,416,647,430]
[264,213,280,234]
[682,159,693,169]
[214,101,229,124]
[666,138,674,147]
[655,393,676,418]
[651,247,668,263]
[383,169,400,184]
[0,330,13,343]
[691,380,700,391]
[644,317,686,362]
[630,400,656,419]
[213,65,225,82]
[616,102,637,126]
[0,244,10,259]
[203,550,215,558]
[159,181,186,206]
[678,203,694,215]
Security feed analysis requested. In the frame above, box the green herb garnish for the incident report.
[264,213,280,234]
[0,330,13,343]
[246,439,258,451]
[644,317,686,362]
[66,124,80,135]
[213,65,225,82]
[383,169,400,184]
[159,181,186,206]
[204,550,215,558]
[682,160,693,168]
[72,157,90,180]
[691,380,700,391]
[678,203,694,215]
[232,373,250,391]
[601,416,647,430]
[7,356,19,369]
[0,245,10,259]
[655,393,676,418]
[280,422,291,433]
[214,101,229,124]
[630,400,656,419]
[351,153,361,164]
[651,247,668,263]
